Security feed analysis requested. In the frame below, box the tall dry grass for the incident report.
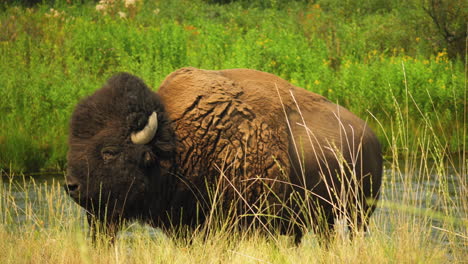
[1,69,466,262]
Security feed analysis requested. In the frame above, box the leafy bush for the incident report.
[0,0,465,171]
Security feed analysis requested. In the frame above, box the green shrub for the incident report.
[0,0,465,171]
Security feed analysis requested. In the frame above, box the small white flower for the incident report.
[118,11,127,18]
[96,4,106,12]
[45,8,62,18]
[153,8,160,15]
[124,0,136,8]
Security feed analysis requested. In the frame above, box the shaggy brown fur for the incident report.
[65,67,382,243]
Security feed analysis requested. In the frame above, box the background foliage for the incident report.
[0,0,466,172]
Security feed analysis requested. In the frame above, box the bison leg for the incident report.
[315,215,335,245]
[86,213,98,242]
[348,201,376,239]
[86,213,119,244]
[293,225,304,245]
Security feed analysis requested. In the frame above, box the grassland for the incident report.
[0,0,466,172]
[1,115,467,263]
[0,0,467,262]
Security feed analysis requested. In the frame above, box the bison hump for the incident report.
[157,68,292,202]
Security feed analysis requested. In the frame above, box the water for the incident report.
[0,173,79,230]
[1,167,466,243]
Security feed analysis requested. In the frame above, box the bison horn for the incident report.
[131,112,158,144]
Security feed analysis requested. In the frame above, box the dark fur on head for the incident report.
[67,73,176,224]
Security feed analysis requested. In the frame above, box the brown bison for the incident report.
[65,67,382,243]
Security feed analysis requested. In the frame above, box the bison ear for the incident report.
[131,112,158,144]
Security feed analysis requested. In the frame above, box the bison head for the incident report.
[65,73,176,223]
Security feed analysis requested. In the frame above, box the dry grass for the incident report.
[1,114,466,263]
[0,201,461,264]
[1,54,467,263]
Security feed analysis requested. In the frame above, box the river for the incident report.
[1,166,466,244]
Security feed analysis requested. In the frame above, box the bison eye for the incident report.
[101,146,121,162]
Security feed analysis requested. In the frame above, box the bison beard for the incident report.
[65,67,382,244]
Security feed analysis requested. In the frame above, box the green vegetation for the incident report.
[0,0,466,173]
[0,1,466,261]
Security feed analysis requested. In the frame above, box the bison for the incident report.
[65,67,382,243]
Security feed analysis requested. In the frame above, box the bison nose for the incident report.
[67,183,80,192]
[64,178,81,198]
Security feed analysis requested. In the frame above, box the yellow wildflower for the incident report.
[435,49,448,63]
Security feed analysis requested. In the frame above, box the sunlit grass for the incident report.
[0,169,465,264]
